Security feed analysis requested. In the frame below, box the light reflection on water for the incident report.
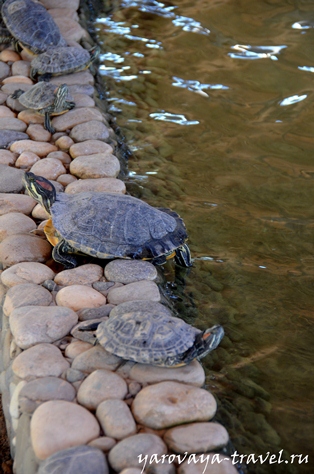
[95,0,314,472]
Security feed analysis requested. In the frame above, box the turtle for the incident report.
[30,45,101,82]
[23,172,193,269]
[11,83,75,134]
[76,300,224,367]
[1,0,67,55]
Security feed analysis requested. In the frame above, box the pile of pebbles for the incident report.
[0,1,237,473]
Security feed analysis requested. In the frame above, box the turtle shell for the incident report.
[17,83,73,110]
[2,0,67,53]
[31,47,91,75]
[50,191,189,260]
[96,301,199,366]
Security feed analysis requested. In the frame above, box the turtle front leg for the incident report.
[11,89,24,100]
[52,239,78,269]
[175,243,192,267]
[38,73,52,82]
[44,111,55,134]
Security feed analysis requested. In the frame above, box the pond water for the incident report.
[94,0,314,472]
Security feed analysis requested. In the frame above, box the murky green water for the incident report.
[94,0,314,472]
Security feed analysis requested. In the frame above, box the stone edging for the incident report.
[0,1,237,473]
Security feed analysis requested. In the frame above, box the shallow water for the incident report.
[94,0,314,472]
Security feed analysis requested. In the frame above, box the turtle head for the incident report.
[23,172,56,213]
[53,84,69,111]
[89,45,101,63]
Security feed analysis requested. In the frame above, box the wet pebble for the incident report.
[10,305,78,349]
[0,150,17,165]
[105,259,157,284]
[0,193,35,215]
[108,433,167,472]
[0,117,27,132]
[69,139,113,158]
[54,263,103,286]
[107,280,160,305]
[71,345,122,373]
[69,152,120,179]
[37,445,108,474]
[64,339,93,359]
[96,399,137,440]
[30,400,100,460]
[3,282,52,316]
[26,124,51,142]
[0,164,25,193]
[30,157,66,180]
[0,212,36,242]
[164,422,229,454]
[0,130,29,148]
[132,381,217,429]
[77,369,128,410]
[1,262,54,287]
[12,343,70,380]
[15,151,40,169]
[19,376,76,415]
[56,285,106,311]
[65,177,126,194]
[70,120,110,142]
[0,233,51,268]
[51,107,104,131]
[129,360,205,387]
[10,140,57,157]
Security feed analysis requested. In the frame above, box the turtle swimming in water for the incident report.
[30,45,100,81]
[1,0,67,54]
[11,83,75,134]
[23,172,193,268]
[75,300,224,367]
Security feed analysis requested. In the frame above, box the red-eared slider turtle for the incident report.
[30,46,100,81]
[11,83,75,133]
[1,0,67,54]
[78,301,224,367]
[23,172,192,268]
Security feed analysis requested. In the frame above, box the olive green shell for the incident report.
[2,0,66,53]
[31,47,91,75]
[50,191,189,261]
[17,83,73,111]
[96,301,200,366]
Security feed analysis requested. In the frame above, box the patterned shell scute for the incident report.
[97,310,198,364]
[17,83,57,110]
[51,192,186,259]
[2,0,67,52]
[31,47,90,74]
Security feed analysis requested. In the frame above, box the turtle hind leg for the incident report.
[52,239,78,269]
[175,243,192,267]
[38,73,52,82]
[44,111,55,134]
[11,89,24,100]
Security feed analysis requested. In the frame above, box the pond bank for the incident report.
[0,1,236,473]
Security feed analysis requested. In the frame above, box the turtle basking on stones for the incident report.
[76,300,224,367]
[30,45,100,81]
[11,83,75,133]
[23,172,193,268]
[1,0,67,54]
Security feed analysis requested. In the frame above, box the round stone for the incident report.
[15,151,40,169]
[64,340,93,359]
[107,280,160,305]
[0,212,36,242]
[0,164,25,193]
[77,369,128,410]
[54,264,103,286]
[12,343,70,380]
[10,140,58,157]
[10,305,78,349]
[105,260,157,284]
[57,174,77,187]
[129,360,205,387]
[56,285,106,311]
[47,151,71,165]
[0,130,29,149]
[69,153,120,179]
[31,400,100,460]
[0,234,51,268]
[96,399,137,440]
[70,120,110,142]
[0,150,17,166]
[55,135,74,151]
[11,60,31,77]
[0,193,35,216]
[51,107,104,131]
[178,454,238,474]
[3,283,52,316]
[18,110,45,125]
[19,377,76,415]
[0,105,16,118]
[108,434,167,472]
[164,422,229,454]
[132,381,217,429]
[37,445,108,474]
[88,436,116,453]
[0,117,27,132]
[30,157,66,180]
[65,178,126,194]
[3,75,33,85]
[69,140,113,158]
[32,203,50,220]
[50,70,94,87]
[71,345,122,373]
[27,124,51,142]
[1,262,55,287]
[0,50,20,62]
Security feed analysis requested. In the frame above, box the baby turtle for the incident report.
[23,172,193,268]
[11,83,75,133]
[1,0,67,54]
[30,46,100,81]
[78,300,224,367]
